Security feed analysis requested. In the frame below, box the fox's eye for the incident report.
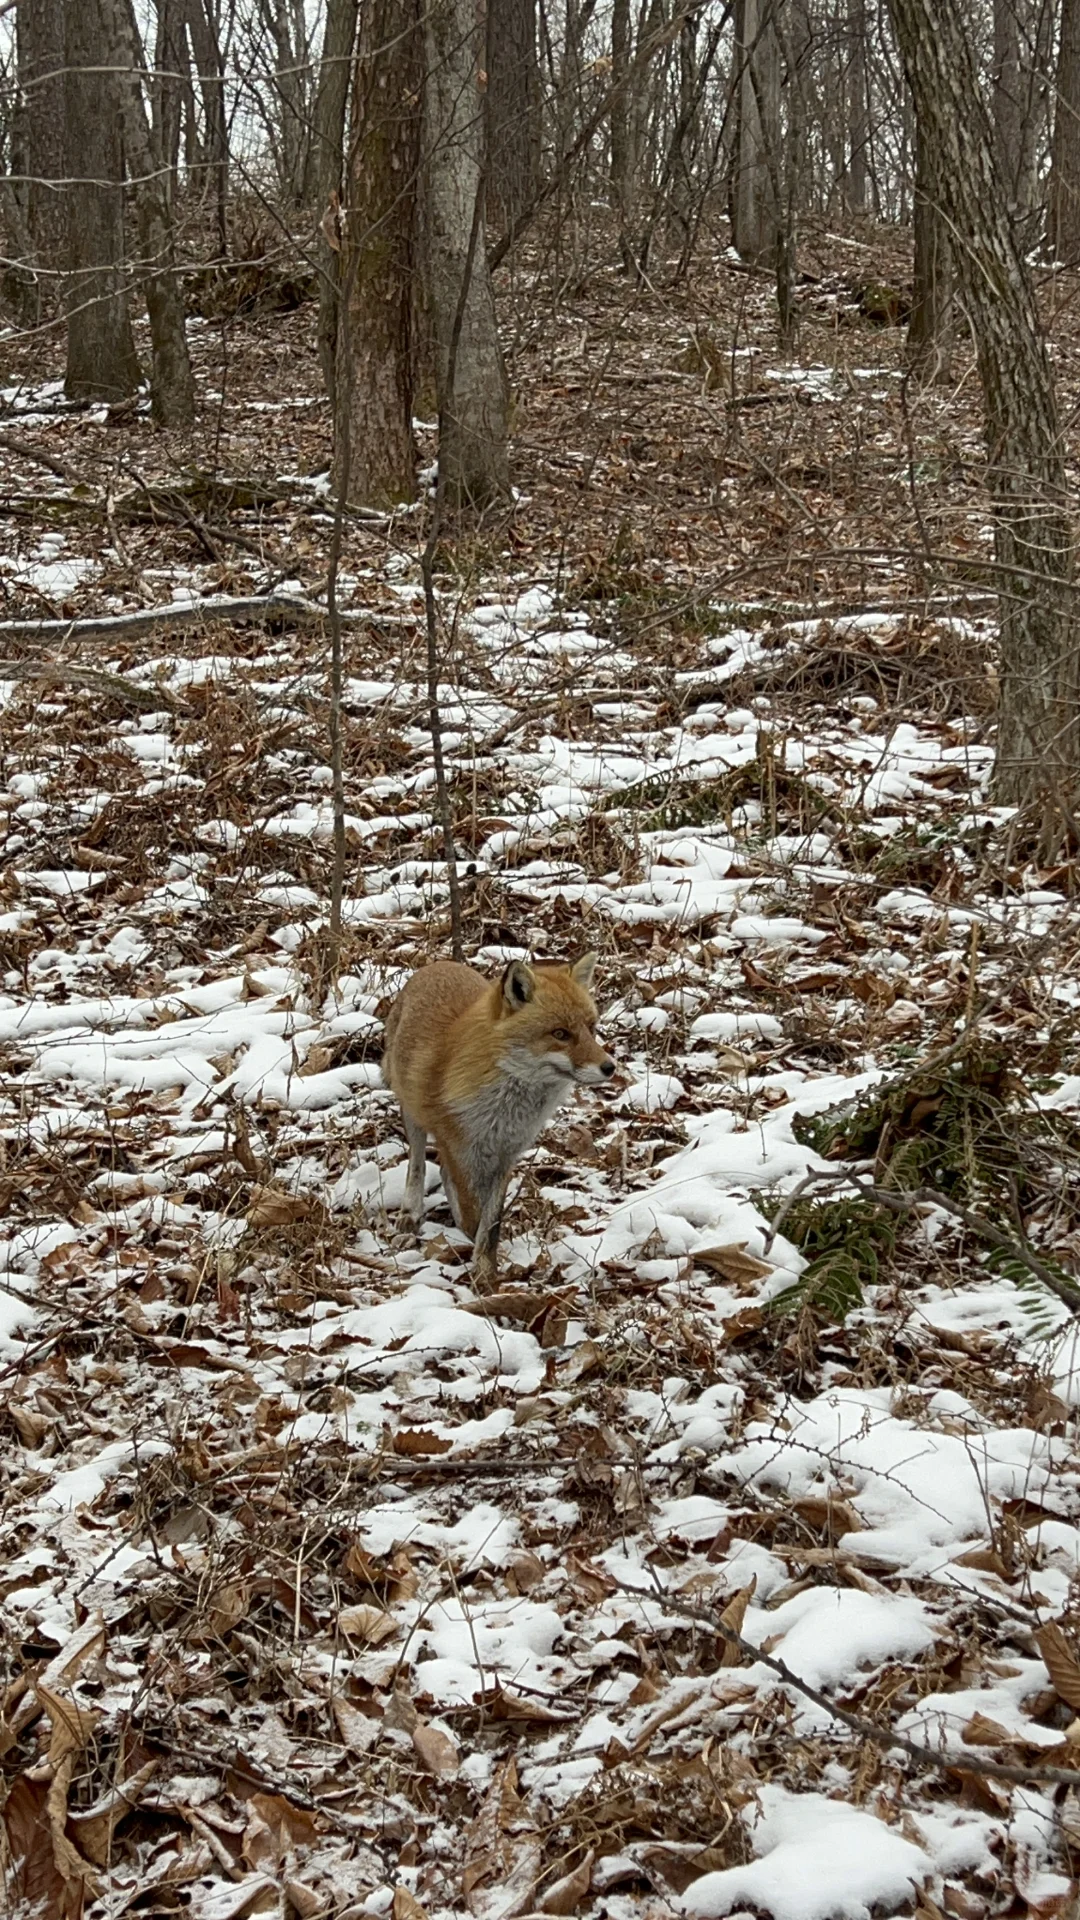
[551,1027,572,1043]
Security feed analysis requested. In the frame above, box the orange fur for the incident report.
[382,954,615,1286]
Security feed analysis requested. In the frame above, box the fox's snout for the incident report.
[574,1052,616,1085]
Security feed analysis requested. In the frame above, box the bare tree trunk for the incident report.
[776,1,804,350]
[610,0,635,272]
[259,0,308,200]
[672,13,701,233]
[100,0,196,427]
[312,0,358,405]
[64,0,142,404]
[11,0,66,323]
[335,0,420,506]
[153,0,188,197]
[423,0,511,509]
[486,0,540,227]
[1049,0,1080,262]
[992,0,1024,207]
[905,129,952,382]
[888,0,1078,816]
[993,0,1051,231]
[185,0,229,255]
[844,0,868,212]
[730,0,780,265]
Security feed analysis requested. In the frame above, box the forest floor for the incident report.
[4,219,1080,1920]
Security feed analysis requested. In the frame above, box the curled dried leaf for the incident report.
[412,1720,459,1778]
[1036,1622,1080,1711]
[337,1604,398,1645]
[718,1576,757,1667]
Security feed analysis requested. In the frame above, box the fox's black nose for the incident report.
[601,1058,616,1078]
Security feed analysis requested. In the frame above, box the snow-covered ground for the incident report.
[3,515,1080,1909]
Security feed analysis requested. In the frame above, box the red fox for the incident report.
[382,954,615,1287]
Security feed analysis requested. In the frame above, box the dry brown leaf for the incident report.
[794,1494,862,1536]
[692,1243,773,1286]
[10,1404,49,1448]
[513,1395,558,1426]
[299,1044,334,1076]
[1060,1788,1080,1849]
[283,1879,325,1918]
[540,1849,594,1913]
[627,1670,662,1707]
[338,1603,398,1644]
[940,1888,987,1920]
[505,1550,545,1594]
[384,1689,420,1735]
[3,1775,83,1920]
[412,1720,460,1778]
[718,1576,757,1666]
[36,1686,99,1769]
[332,1697,381,1754]
[392,1889,429,1920]
[42,1617,107,1692]
[68,1759,158,1867]
[188,1579,251,1643]
[241,1809,277,1873]
[241,1793,319,1870]
[1036,1622,1080,1710]
[187,1874,277,1919]
[246,1186,311,1227]
[953,1547,1010,1577]
[392,1427,452,1457]
[490,1687,573,1724]
[463,1757,529,1898]
[422,1232,462,1262]
[558,1337,602,1383]
[640,1841,734,1894]
[565,1552,616,1601]
[463,1289,559,1322]
[720,1305,765,1343]
[960,1711,1019,1747]
[48,1751,102,1898]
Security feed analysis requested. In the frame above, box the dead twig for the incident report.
[618,1577,1080,1788]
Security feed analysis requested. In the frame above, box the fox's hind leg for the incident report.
[401,1112,428,1226]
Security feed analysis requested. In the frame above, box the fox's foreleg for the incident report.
[470,1171,511,1290]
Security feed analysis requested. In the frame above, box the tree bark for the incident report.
[10,0,66,323]
[423,0,511,509]
[992,0,1051,231]
[610,0,635,273]
[1049,0,1080,263]
[258,0,308,201]
[730,0,780,266]
[992,0,1024,206]
[64,0,142,405]
[334,0,420,506]
[312,0,359,407]
[905,128,952,383]
[152,0,188,200]
[843,0,868,213]
[888,0,1078,814]
[101,0,196,427]
[486,0,540,227]
[185,0,229,255]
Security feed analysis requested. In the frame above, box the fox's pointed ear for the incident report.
[502,960,535,1009]
[571,952,598,989]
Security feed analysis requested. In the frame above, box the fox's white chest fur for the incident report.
[452,1046,572,1184]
